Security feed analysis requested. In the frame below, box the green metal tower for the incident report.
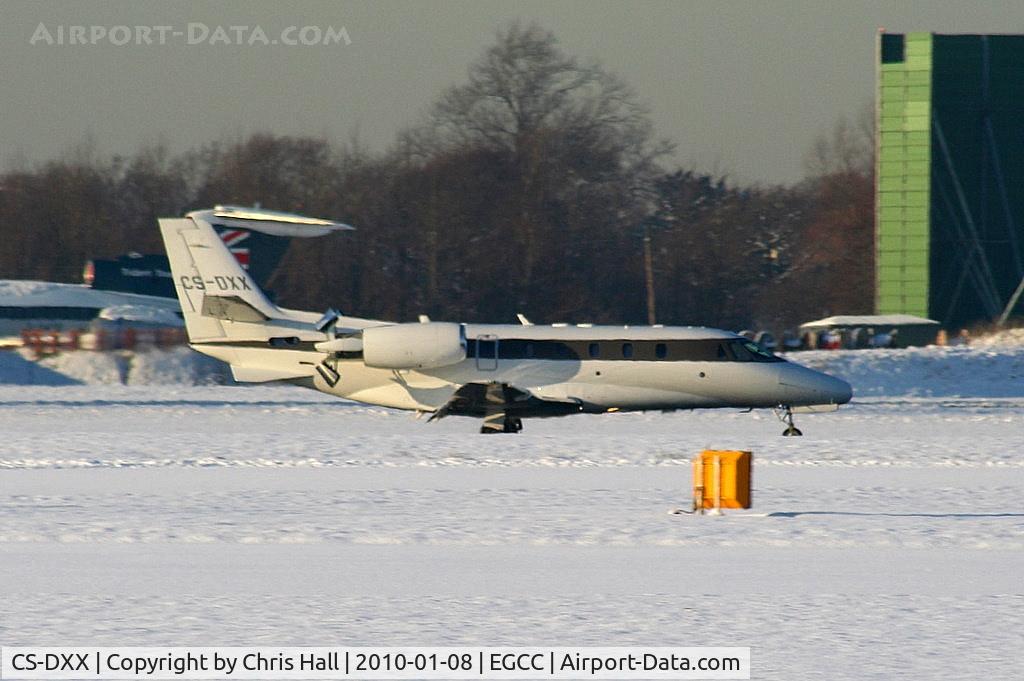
[877,32,932,318]
[876,32,1024,327]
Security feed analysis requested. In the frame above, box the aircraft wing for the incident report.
[429,382,583,421]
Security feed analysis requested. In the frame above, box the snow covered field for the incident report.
[1,346,1023,679]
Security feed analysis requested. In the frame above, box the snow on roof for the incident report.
[800,314,939,329]
[0,280,180,311]
[97,305,183,326]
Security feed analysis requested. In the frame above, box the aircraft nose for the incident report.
[779,364,853,405]
[820,373,853,404]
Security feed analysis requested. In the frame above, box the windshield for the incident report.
[728,339,779,362]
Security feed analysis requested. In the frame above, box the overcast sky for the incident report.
[3,1,1024,185]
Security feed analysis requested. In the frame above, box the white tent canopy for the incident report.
[800,314,939,329]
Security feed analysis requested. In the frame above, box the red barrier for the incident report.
[19,326,187,357]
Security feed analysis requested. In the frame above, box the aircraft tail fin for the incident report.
[159,213,275,341]
[158,207,352,343]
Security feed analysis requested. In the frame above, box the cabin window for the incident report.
[655,343,667,359]
[525,342,534,358]
[589,342,600,359]
[622,342,633,358]
[717,344,727,359]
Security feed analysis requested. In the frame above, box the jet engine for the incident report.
[362,322,466,370]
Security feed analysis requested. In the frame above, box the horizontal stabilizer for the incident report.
[210,205,353,237]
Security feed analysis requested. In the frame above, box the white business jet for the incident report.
[159,207,852,434]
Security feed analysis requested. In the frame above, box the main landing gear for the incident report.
[480,413,523,434]
[775,406,803,437]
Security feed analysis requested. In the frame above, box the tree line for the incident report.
[0,23,873,333]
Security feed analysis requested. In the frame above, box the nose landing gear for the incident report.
[775,406,803,437]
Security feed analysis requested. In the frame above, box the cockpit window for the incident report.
[744,340,776,359]
[727,339,777,362]
[729,341,753,361]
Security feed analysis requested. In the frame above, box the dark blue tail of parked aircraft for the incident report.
[83,224,291,300]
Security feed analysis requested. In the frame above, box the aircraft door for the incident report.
[475,334,499,371]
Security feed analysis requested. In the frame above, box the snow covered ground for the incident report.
[1,345,1023,679]
[0,346,229,386]
[6,336,1024,396]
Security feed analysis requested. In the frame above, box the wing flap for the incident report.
[430,382,582,421]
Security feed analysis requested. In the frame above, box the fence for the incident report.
[20,327,187,357]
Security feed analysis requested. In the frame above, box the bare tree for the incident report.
[804,102,875,178]
[405,22,671,303]
[790,105,877,320]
